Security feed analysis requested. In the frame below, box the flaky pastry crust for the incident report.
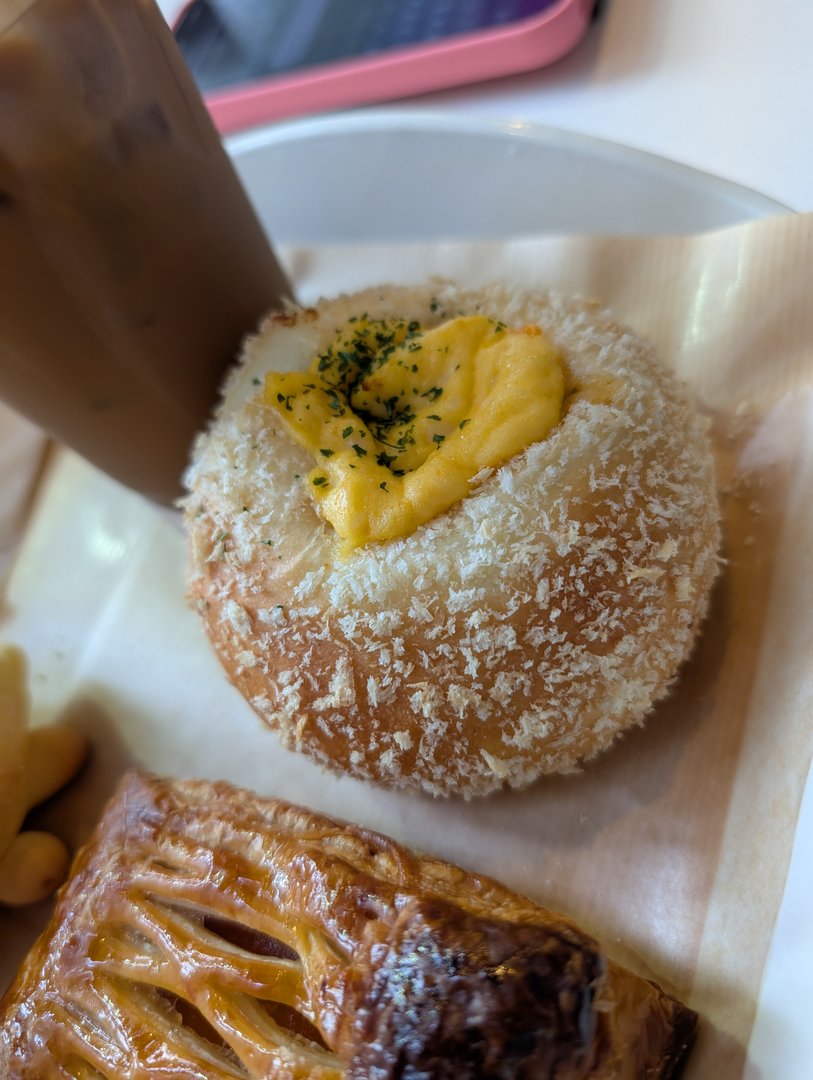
[0,771,696,1078]
[184,282,720,796]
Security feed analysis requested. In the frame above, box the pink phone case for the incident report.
[184,0,595,135]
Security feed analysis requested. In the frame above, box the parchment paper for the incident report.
[2,212,813,1077]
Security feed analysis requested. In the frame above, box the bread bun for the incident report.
[185,282,720,797]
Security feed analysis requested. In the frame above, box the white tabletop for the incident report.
[159,0,813,212]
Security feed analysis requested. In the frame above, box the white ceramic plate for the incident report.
[1,113,805,1077]
[226,110,788,244]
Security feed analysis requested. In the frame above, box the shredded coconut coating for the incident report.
[183,282,721,798]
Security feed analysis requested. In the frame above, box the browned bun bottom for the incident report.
[184,281,720,797]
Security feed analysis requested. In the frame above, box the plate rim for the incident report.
[225,108,791,221]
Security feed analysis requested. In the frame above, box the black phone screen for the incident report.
[174,0,565,93]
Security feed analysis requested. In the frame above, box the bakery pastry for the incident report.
[184,281,721,797]
[0,770,696,1077]
[0,644,87,906]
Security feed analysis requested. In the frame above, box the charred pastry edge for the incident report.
[1,771,697,1079]
[339,895,608,1077]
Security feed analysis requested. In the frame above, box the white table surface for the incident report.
[159,0,813,213]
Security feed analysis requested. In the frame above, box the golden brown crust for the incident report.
[184,282,720,797]
[0,646,89,906]
[0,771,696,1078]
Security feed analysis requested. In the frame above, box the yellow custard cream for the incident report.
[265,315,564,548]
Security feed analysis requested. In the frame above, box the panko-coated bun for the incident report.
[184,281,720,798]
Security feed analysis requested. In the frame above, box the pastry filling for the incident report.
[265,314,564,548]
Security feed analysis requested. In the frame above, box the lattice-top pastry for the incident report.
[0,772,696,1077]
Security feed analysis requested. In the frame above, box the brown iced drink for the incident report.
[0,0,291,502]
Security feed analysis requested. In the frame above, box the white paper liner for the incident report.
[3,212,813,1077]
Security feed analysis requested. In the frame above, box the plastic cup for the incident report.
[0,0,292,502]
